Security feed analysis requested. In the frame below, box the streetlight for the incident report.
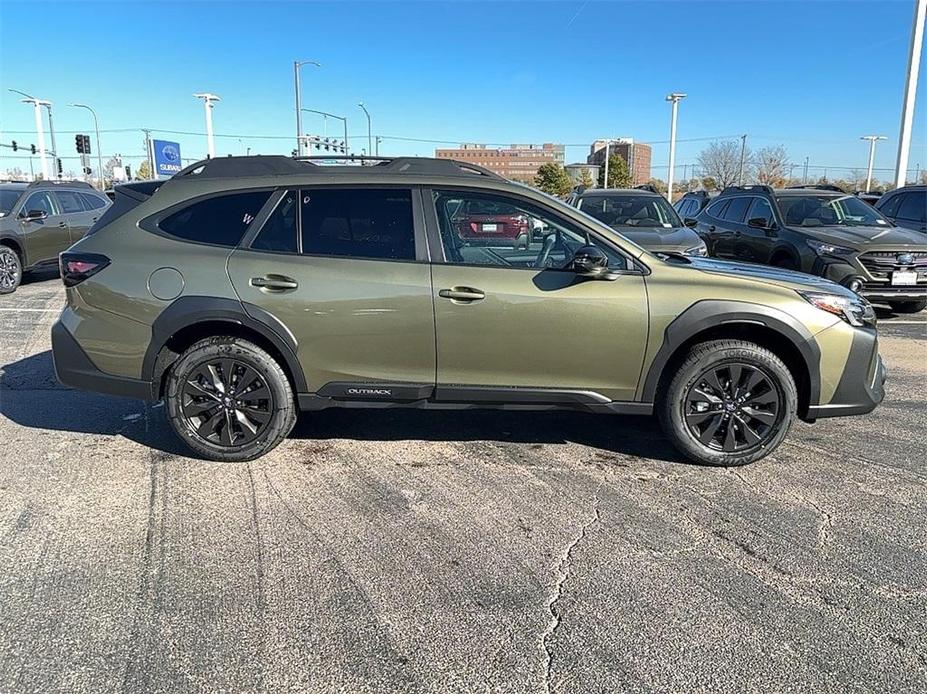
[301,108,348,157]
[193,93,221,158]
[861,135,887,192]
[358,102,372,160]
[895,0,926,187]
[665,92,687,203]
[70,103,104,189]
[294,60,321,156]
[9,89,51,180]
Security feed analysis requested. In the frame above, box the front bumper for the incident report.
[52,320,155,400]
[805,327,886,419]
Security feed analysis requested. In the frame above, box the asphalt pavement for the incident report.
[0,271,925,694]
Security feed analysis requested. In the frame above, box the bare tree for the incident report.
[696,140,745,189]
[754,145,790,187]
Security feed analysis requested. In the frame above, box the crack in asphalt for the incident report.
[540,484,602,694]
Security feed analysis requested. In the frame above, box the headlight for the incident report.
[799,291,875,327]
[684,242,708,257]
[805,239,855,256]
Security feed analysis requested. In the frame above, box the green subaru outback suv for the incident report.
[51,156,885,465]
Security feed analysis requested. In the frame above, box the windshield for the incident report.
[0,189,21,217]
[776,194,890,228]
[578,194,683,231]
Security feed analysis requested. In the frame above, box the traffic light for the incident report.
[83,135,91,154]
[76,134,84,153]
[57,159,63,175]
[30,144,36,155]
[125,165,132,179]
[11,141,17,152]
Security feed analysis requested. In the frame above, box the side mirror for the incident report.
[747,217,771,230]
[21,209,48,222]
[571,245,616,280]
[683,217,698,228]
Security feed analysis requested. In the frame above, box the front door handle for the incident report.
[439,287,485,302]
[58,221,67,228]
[708,225,716,232]
[251,275,299,291]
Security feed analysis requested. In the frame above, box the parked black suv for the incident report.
[673,190,717,221]
[875,185,926,234]
[691,185,927,313]
[0,180,110,294]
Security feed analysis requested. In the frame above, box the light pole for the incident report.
[9,89,50,180]
[603,139,611,189]
[737,134,748,185]
[70,103,104,189]
[665,92,686,202]
[294,60,321,156]
[301,108,348,157]
[193,93,221,158]
[861,135,888,192]
[895,0,926,187]
[43,103,60,178]
[358,102,372,161]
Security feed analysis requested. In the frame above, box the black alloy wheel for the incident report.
[683,362,783,453]
[181,358,274,447]
[0,246,22,294]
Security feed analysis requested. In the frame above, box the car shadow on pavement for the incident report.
[1,350,686,464]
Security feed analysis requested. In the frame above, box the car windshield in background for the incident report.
[0,190,21,217]
[776,194,890,229]
[579,194,683,231]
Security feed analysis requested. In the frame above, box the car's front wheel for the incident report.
[659,339,797,466]
[165,336,297,462]
[888,299,926,314]
[0,246,22,295]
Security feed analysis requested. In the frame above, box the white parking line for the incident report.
[883,321,926,325]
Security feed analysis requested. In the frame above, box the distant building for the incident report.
[435,143,565,183]
[564,163,600,188]
[587,139,652,186]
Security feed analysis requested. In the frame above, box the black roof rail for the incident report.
[634,183,660,193]
[786,184,846,192]
[719,184,774,196]
[173,154,504,181]
[26,179,94,190]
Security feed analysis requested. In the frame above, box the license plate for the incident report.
[481,223,498,232]
[892,270,918,286]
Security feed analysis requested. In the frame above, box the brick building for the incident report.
[435,143,565,183]
[586,139,652,186]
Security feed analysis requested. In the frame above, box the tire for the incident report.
[888,299,926,314]
[165,336,297,462]
[658,339,797,466]
[0,245,22,295]
[772,254,799,271]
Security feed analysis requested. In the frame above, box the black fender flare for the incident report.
[640,299,821,406]
[141,296,307,394]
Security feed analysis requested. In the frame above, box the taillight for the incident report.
[59,252,110,287]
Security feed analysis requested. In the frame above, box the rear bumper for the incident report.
[805,328,886,420]
[51,320,155,400]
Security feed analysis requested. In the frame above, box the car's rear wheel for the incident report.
[888,299,926,314]
[0,246,22,295]
[659,339,797,466]
[165,337,297,462]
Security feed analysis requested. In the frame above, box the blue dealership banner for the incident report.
[152,140,182,177]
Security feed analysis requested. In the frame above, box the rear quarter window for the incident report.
[158,191,272,247]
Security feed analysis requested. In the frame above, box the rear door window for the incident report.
[705,199,729,219]
[896,192,927,223]
[78,192,109,210]
[251,191,299,253]
[159,191,272,247]
[55,190,86,214]
[721,197,751,223]
[300,188,415,261]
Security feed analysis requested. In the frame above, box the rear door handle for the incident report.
[251,275,299,291]
[708,225,716,232]
[58,221,67,228]
[439,287,485,302]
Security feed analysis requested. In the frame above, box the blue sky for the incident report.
[0,0,923,181]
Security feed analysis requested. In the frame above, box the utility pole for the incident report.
[70,103,104,189]
[194,93,220,158]
[294,60,321,156]
[376,136,382,156]
[895,0,926,187]
[665,93,686,201]
[142,129,154,179]
[861,135,888,192]
[738,134,747,185]
[603,139,610,189]
[42,103,61,178]
[358,102,372,161]
[9,90,50,179]
[803,156,809,184]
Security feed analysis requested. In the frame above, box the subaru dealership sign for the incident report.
[152,140,183,177]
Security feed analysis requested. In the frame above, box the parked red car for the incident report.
[450,198,530,240]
